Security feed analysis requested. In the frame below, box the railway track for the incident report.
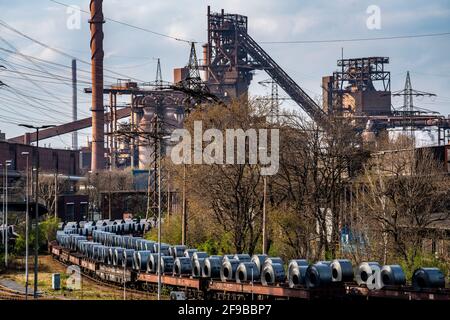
[0,284,28,300]
[52,257,158,299]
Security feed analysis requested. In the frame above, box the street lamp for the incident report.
[18,123,55,299]
[21,151,30,299]
[4,159,11,268]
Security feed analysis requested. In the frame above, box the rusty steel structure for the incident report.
[89,0,105,171]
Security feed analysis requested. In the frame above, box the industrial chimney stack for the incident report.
[89,0,105,171]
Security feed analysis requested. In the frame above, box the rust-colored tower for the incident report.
[89,0,105,171]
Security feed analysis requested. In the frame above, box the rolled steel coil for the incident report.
[355,262,381,285]
[251,254,267,273]
[154,243,170,255]
[174,257,192,276]
[192,252,208,262]
[122,236,132,248]
[192,258,205,277]
[288,259,308,277]
[288,265,308,288]
[203,256,222,278]
[236,262,260,283]
[233,254,251,262]
[140,240,155,252]
[330,259,354,282]
[381,265,406,286]
[147,253,160,273]
[133,250,152,271]
[261,263,285,286]
[305,263,332,288]
[222,255,235,262]
[122,249,135,267]
[170,245,187,258]
[220,259,240,281]
[161,256,175,274]
[113,248,125,266]
[130,237,142,250]
[263,257,283,266]
[412,268,445,289]
[184,249,198,258]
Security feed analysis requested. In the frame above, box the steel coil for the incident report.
[147,253,160,273]
[192,258,205,277]
[355,262,380,285]
[305,263,332,288]
[184,249,198,258]
[261,263,285,285]
[222,255,235,262]
[153,243,170,255]
[122,249,135,267]
[381,265,406,286]
[330,259,354,282]
[263,257,283,266]
[133,250,152,271]
[161,256,175,274]
[113,248,125,266]
[170,245,187,258]
[412,268,445,289]
[288,265,308,288]
[173,257,192,276]
[203,256,222,278]
[220,259,240,281]
[236,262,260,283]
[251,254,268,273]
[233,254,251,262]
[192,252,208,261]
[140,240,155,252]
[288,259,308,276]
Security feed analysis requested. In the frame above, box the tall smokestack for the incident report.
[89,0,105,171]
[72,59,78,150]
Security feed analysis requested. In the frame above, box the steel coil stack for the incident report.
[412,267,445,290]
[236,262,260,283]
[381,265,406,287]
[154,243,170,256]
[140,240,155,252]
[174,257,192,276]
[203,256,222,278]
[288,259,308,288]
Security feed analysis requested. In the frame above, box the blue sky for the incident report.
[0,0,449,148]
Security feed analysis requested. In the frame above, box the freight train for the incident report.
[49,220,450,300]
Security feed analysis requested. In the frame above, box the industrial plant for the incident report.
[0,0,449,306]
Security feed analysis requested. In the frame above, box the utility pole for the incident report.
[72,59,78,150]
[19,124,55,299]
[157,136,162,300]
[21,152,30,299]
[262,175,267,255]
[4,160,11,267]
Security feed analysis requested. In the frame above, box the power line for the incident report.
[260,32,450,44]
[0,19,147,82]
[49,0,194,44]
